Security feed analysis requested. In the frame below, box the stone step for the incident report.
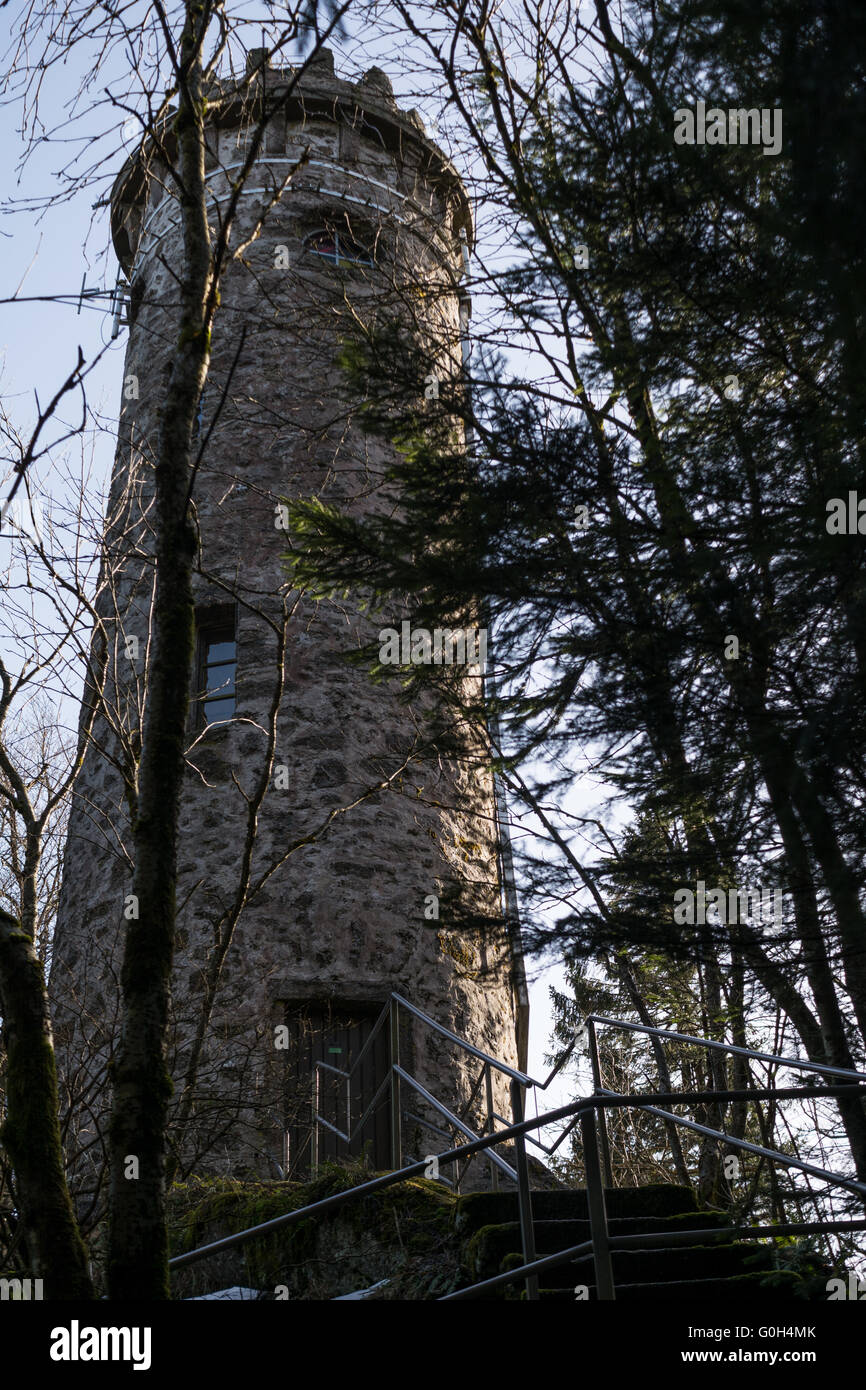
[455,1182,831,1301]
[503,1241,776,1290]
[454,1183,698,1235]
[463,1212,733,1281]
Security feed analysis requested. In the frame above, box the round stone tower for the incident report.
[51,48,527,1197]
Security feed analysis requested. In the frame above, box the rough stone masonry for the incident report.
[50,48,528,1204]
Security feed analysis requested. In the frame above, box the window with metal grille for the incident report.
[305,227,373,268]
[196,609,236,727]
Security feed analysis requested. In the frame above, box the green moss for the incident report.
[462,1222,513,1280]
[168,1164,460,1299]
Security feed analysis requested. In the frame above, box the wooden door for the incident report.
[282,1002,390,1178]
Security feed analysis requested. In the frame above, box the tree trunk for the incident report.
[613,954,692,1189]
[106,10,211,1300]
[0,907,93,1298]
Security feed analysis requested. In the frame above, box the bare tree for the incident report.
[2,0,362,1298]
[0,398,107,1296]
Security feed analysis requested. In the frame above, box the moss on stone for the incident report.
[168,1163,461,1299]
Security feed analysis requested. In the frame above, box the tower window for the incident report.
[305,228,373,268]
[196,609,237,727]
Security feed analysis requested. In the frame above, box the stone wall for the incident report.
[51,49,527,1204]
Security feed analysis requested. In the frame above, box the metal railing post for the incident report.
[485,1063,499,1192]
[587,1018,614,1188]
[389,996,402,1170]
[346,1071,352,1161]
[581,1106,615,1300]
[510,1079,539,1300]
[311,1065,320,1175]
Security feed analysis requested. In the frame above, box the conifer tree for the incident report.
[288,0,866,1185]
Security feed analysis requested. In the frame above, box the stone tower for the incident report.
[51,48,527,1198]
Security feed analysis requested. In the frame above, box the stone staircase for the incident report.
[455,1183,829,1300]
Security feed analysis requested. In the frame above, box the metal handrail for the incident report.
[305,997,866,1296]
[173,997,866,1301]
[393,1065,519,1182]
[310,996,866,1185]
[443,1075,866,1300]
[582,1014,866,1193]
[309,990,582,1099]
[307,990,575,1198]
[170,1094,591,1271]
[311,1072,392,1148]
[169,1083,866,1286]
[308,993,535,1101]
[442,1219,866,1301]
[586,1014,866,1082]
[597,1085,866,1198]
[391,994,535,1085]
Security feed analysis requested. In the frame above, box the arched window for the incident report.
[305,228,373,268]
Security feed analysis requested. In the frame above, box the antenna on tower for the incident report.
[110,271,130,340]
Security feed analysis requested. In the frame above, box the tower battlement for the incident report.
[110,47,472,276]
